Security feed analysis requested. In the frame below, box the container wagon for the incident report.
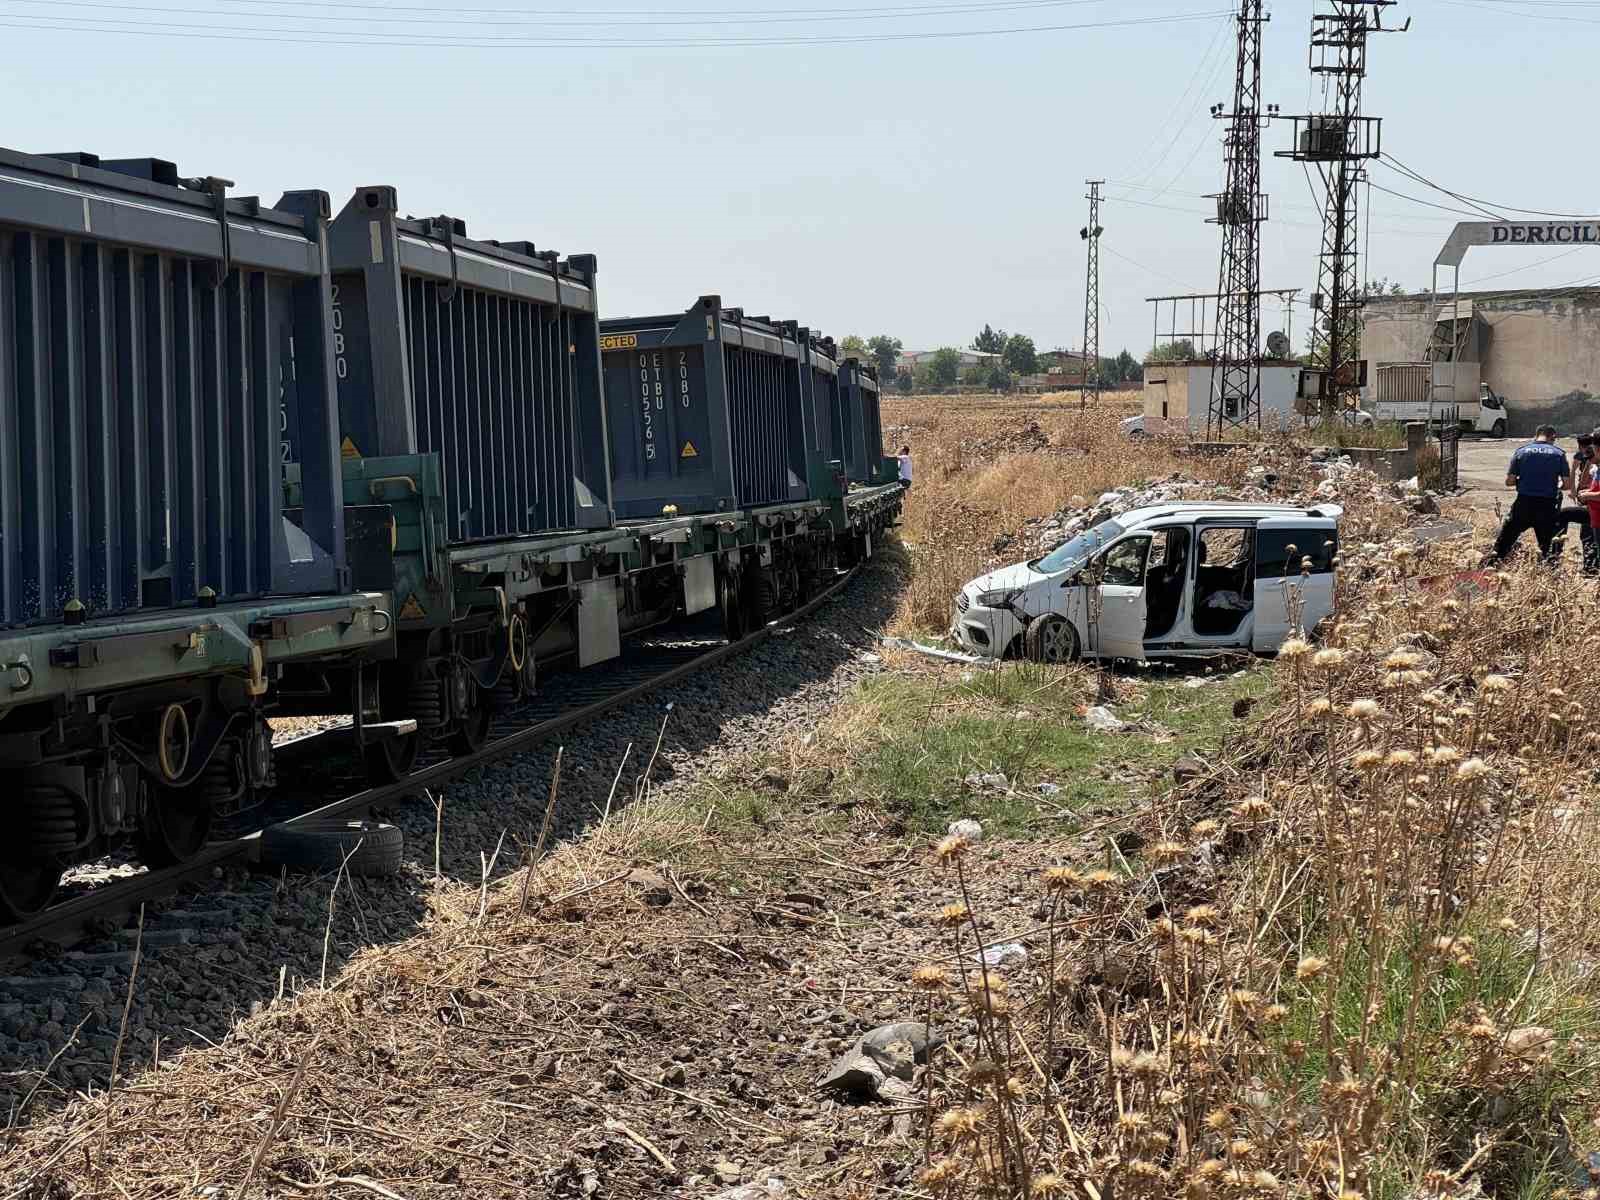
[0,148,394,918]
[599,299,852,638]
[838,358,894,487]
[293,189,744,774]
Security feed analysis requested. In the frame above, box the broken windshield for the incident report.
[1030,519,1125,574]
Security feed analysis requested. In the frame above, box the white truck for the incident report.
[1368,362,1509,437]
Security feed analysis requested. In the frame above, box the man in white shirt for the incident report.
[897,445,912,490]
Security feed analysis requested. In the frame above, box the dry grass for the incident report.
[885,391,1198,636]
[904,545,1600,1199]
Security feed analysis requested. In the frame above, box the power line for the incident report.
[1367,180,1505,223]
[1112,14,1232,188]
[0,7,1231,46]
[1381,153,1600,221]
[199,0,1156,14]
[0,0,1112,27]
[1104,175,1452,226]
[1102,243,1189,289]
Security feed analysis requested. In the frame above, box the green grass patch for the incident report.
[845,661,1278,837]
[1273,919,1600,1196]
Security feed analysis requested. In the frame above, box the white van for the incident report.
[952,503,1341,662]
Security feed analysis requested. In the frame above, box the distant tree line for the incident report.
[842,324,1145,394]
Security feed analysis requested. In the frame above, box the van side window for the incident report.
[1102,537,1150,587]
[1257,527,1337,578]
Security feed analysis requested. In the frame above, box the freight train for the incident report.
[0,147,901,920]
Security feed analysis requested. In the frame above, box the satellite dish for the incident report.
[1265,330,1290,358]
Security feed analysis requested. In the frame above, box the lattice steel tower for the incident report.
[1206,0,1273,438]
[1279,1,1406,420]
[1079,181,1104,410]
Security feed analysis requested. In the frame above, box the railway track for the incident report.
[0,566,862,964]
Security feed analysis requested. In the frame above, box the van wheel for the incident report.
[1491,419,1507,439]
[1024,616,1079,663]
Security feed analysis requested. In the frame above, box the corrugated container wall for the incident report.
[1374,362,1432,405]
[600,298,809,519]
[313,187,611,543]
[802,333,843,483]
[838,359,887,484]
[0,148,347,629]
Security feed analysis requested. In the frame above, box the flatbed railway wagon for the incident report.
[292,187,739,778]
[0,148,394,918]
[600,298,902,640]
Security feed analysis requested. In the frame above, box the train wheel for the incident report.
[446,663,492,758]
[751,570,779,628]
[0,859,60,923]
[719,570,747,642]
[364,731,420,786]
[138,783,213,867]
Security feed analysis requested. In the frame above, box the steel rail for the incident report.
[0,565,860,962]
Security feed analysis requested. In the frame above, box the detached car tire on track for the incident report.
[260,820,405,878]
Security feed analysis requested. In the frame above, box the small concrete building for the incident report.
[1363,288,1600,436]
[1142,362,1302,433]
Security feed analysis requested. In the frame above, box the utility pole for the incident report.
[1079,180,1104,410]
[1278,1,1406,421]
[1206,0,1275,438]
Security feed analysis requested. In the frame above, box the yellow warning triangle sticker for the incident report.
[398,593,426,620]
[340,436,362,459]
[680,441,699,459]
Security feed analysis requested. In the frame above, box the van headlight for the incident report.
[975,589,1018,610]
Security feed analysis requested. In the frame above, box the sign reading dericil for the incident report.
[1490,223,1600,245]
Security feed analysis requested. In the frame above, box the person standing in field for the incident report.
[1492,423,1568,563]
[897,445,913,491]
[1578,444,1600,575]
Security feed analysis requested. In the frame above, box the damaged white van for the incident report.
[952,503,1341,662]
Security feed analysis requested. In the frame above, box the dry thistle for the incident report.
[934,834,970,864]
[919,1159,961,1191]
[935,1108,984,1143]
[1082,867,1120,891]
[1353,750,1384,772]
[1295,956,1329,981]
[1147,840,1188,866]
[1032,1174,1068,1198]
[937,903,969,928]
[1313,648,1346,669]
[912,964,950,992]
[1041,864,1082,891]
[1347,698,1382,720]
[1457,757,1490,781]
[1279,638,1312,661]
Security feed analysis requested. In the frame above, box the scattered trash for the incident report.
[947,818,984,842]
[879,636,994,667]
[974,941,1029,971]
[964,771,1010,792]
[711,1178,787,1200]
[861,653,882,665]
[1036,782,1061,797]
[1082,705,1127,733]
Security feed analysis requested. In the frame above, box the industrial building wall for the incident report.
[1364,291,1600,435]
[1142,363,1299,433]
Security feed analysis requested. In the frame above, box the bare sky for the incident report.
[2,0,1593,358]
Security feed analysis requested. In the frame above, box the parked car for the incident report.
[951,502,1341,662]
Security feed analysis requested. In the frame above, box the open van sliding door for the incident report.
[1253,517,1339,652]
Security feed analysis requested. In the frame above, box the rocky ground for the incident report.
[0,557,905,1132]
